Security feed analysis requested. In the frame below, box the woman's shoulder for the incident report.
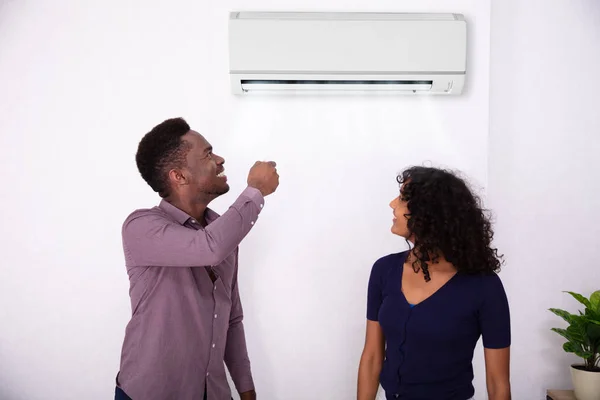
[468,270,505,286]
[374,250,409,265]
[370,250,409,275]
[479,271,506,294]
[458,270,504,286]
[457,271,507,303]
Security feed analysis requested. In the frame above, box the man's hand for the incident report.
[247,161,279,197]
[240,389,257,400]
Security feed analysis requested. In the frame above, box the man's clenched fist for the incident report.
[247,161,279,197]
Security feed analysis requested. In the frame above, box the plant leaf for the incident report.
[564,340,593,359]
[587,323,600,342]
[563,341,577,353]
[573,347,594,359]
[551,328,571,341]
[562,341,593,359]
[567,316,591,346]
[551,295,600,363]
[549,308,576,324]
[565,291,592,309]
[590,290,600,313]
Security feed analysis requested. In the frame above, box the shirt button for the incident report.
[250,221,254,225]
[260,204,263,208]
[212,343,216,348]
[191,219,196,224]
[213,286,217,291]
[206,372,210,376]
[214,314,218,319]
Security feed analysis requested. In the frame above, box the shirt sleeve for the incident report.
[224,249,255,394]
[122,187,264,268]
[478,273,511,349]
[366,259,384,321]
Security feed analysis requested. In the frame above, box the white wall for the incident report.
[0,1,492,399]
[488,0,600,398]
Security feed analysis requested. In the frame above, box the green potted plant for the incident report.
[549,290,600,400]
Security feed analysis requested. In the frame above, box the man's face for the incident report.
[180,130,229,198]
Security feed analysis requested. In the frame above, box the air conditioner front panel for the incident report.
[229,12,466,74]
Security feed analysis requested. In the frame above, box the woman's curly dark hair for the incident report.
[397,166,503,282]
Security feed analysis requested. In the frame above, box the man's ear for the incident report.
[168,168,189,187]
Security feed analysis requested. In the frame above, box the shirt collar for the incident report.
[159,199,218,226]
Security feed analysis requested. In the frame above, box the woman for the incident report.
[357,166,511,400]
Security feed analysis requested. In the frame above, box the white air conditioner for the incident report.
[228,12,467,95]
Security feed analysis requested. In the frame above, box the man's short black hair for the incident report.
[136,117,192,198]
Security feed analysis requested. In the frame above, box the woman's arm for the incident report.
[357,320,385,400]
[484,347,511,400]
[479,274,511,399]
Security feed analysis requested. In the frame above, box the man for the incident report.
[115,117,279,400]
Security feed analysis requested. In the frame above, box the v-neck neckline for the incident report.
[399,257,459,309]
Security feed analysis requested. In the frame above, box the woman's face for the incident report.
[389,193,411,238]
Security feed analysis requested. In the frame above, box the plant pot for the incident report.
[571,365,600,400]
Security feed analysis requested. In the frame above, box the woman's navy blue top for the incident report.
[367,251,510,399]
